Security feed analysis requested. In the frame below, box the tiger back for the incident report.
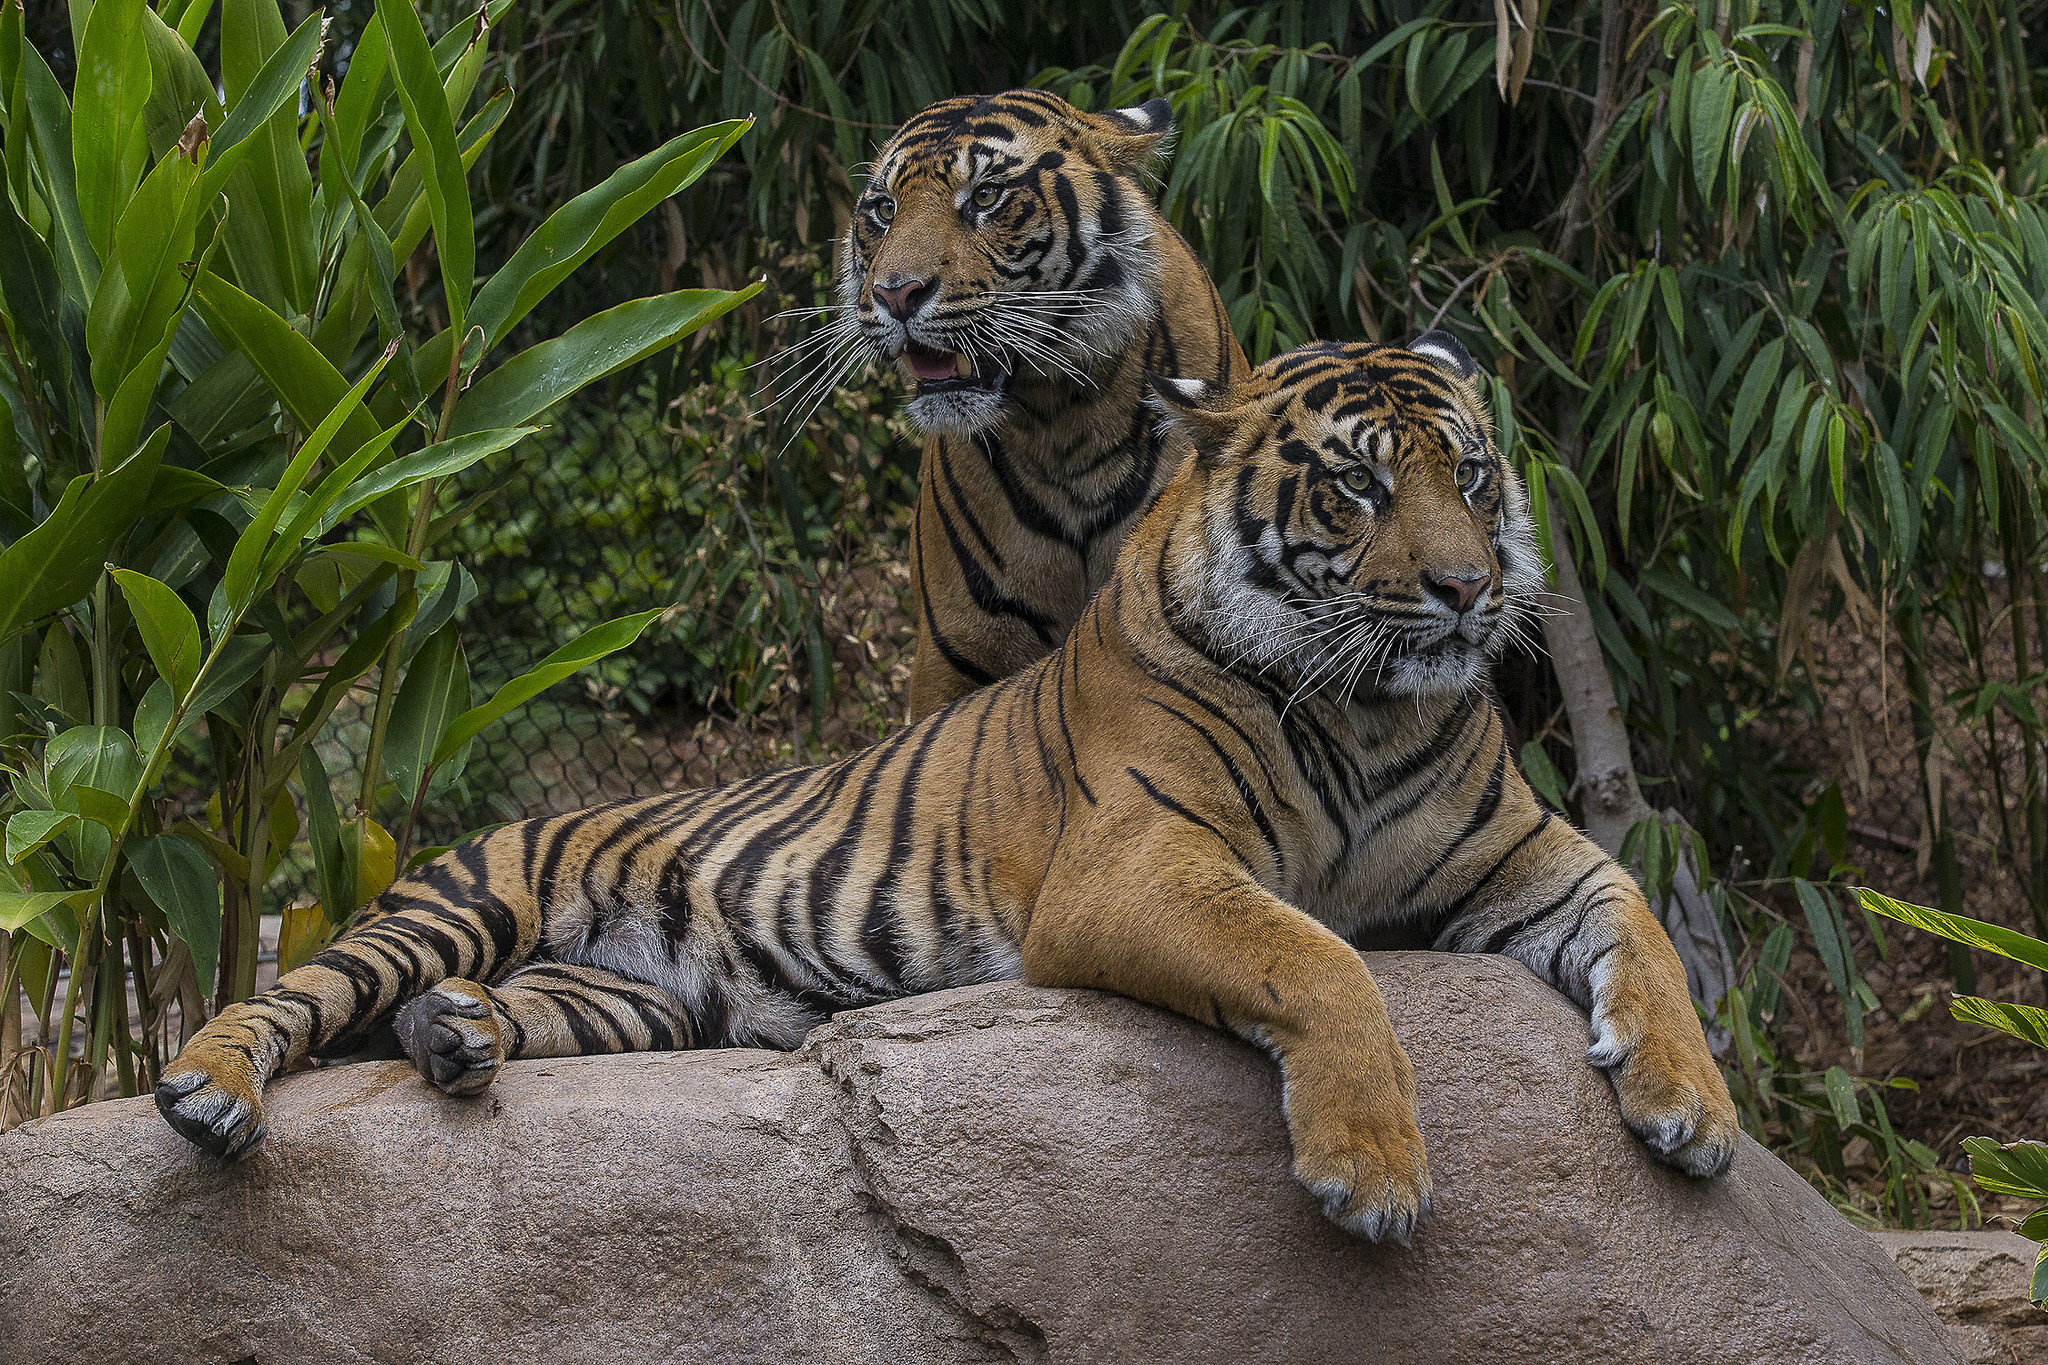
[158,335,1734,1247]
[836,89,1246,719]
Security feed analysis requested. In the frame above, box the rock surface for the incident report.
[0,952,1963,1365]
[1870,1230,2046,1364]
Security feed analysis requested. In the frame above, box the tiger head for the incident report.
[838,89,1176,437]
[1149,335,1543,699]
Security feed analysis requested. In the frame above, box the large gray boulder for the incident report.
[0,953,1962,1364]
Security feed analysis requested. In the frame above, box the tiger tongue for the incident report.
[905,346,963,383]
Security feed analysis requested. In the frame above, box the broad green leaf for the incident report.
[1859,889,2048,972]
[110,568,203,699]
[5,810,77,865]
[215,0,320,313]
[311,426,537,536]
[300,744,350,923]
[86,142,206,401]
[434,609,663,762]
[192,269,386,462]
[132,677,175,759]
[71,0,151,259]
[206,7,325,184]
[183,631,268,723]
[100,211,224,468]
[0,154,71,423]
[22,22,100,300]
[450,286,761,436]
[425,118,749,371]
[0,426,167,645]
[380,0,474,337]
[127,830,220,994]
[139,8,222,158]
[223,340,399,613]
[0,887,93,935]
[385,624,470,812]
[1950,995,2048,1050]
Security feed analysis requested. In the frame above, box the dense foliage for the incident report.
[0,0,752,1116]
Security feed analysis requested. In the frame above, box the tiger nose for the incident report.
[1423,568,1488,613]
[872,275,934,321]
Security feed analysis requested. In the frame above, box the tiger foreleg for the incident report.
[157,832,537,1156]
[1027,836,1431,1243]
[1435,821,1738,1177]
[396,963,693,1096]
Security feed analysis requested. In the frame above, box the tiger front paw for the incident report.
[1283,1043,1433,1243]
[1291,1112,1433,1243]
[1591,1009,1738,1178]
[395,980,505,1096]
[155,1051,267,1159]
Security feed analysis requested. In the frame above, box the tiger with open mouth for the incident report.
[156,336,1735,1243]
[810,88,1246,719]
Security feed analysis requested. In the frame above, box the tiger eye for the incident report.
[1341,467,1374,494]
[972,184,1002,208]
[1456,457,1485,491]
[876,196,896,223]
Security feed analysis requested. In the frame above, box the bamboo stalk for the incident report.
[1898,587,1978,994]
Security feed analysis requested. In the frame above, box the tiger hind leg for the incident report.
[156,828,537,1156]
[395,962,695,1096]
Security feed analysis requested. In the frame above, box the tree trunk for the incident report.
[1541,547,1736,1047]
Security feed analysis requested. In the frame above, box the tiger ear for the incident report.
[1408,329,1483,384]
[1079,98,1174,176]
[1146,373,1238,463]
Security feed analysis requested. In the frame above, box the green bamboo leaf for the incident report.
[1950,996,2048,1049]
[1727,337,1783,453]
[71,0,151,259]
[433,609,663,763]
[127,830,220,994]
[380,0,474,338]
[1690,61,1735,203]
[110,568,203,699]
[450,285,761,436]
[1860,889,2048,972]
[1797,879,1851,999]
[1964,1137,2048,1201]
[1637,564,1742,632]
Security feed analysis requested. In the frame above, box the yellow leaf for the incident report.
[356,815,396,904]
[279,900,333,972]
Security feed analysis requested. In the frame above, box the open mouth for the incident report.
[902,341,999,394]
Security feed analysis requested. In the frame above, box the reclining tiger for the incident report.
[825,88,1246,720]
[158,335,1737,1242]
